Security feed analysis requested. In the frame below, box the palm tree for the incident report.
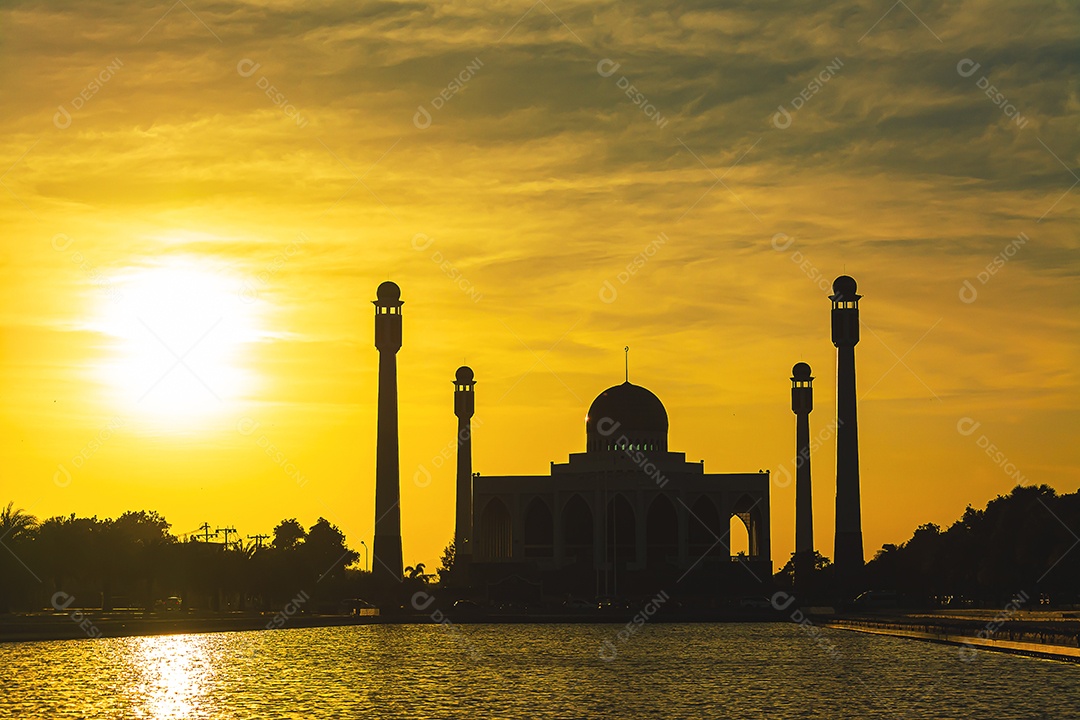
[0,502,39,612]
[0,501,37,542]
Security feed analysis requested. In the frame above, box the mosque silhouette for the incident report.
[370,277,865,600]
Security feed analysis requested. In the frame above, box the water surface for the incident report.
[3,623,1075,718]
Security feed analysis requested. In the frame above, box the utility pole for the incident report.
[248,534,269,550]
[217,527,237,549]
[198,523,217,543]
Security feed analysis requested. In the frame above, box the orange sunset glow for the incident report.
[1,0,1078,576]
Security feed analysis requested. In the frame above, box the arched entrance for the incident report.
[728,515,750,557]
[731,494,762,558]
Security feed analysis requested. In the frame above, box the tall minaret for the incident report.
[831,275,863,585]
[791,362,815,585]
[373,281,404,585]
[453,366,476,580]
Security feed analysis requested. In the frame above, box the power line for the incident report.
[217,526,238,550]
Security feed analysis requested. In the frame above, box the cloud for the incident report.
[2,0,1078,568]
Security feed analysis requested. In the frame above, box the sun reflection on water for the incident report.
[123,634,215,719]
[4,624,1078,719]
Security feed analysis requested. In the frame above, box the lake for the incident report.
[2,623,1075,718]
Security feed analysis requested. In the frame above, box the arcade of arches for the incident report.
[470,382,772,596]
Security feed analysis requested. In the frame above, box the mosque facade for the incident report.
[465,380,772,597]
[372,276,868,600]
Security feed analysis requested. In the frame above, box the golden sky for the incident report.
[1,0,1078,571]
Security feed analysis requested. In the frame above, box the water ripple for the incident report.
[1,623,1075,719]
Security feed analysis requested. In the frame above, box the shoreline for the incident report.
[0,612,381,644]
[825,616,1080,664]
[1,609,783,643]
[9,609,1080,664]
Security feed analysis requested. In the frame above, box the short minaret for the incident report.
[831,275,864,586]
[373,281,404,585]
[791,362,815,584]
[453,366,476,579]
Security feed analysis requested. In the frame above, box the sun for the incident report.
[93,256,262,431]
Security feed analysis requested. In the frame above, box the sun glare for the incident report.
[94,257,262,431]
[124,635,213,719]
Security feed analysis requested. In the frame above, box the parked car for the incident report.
[338,598,376,615]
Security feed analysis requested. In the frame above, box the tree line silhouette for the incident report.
[775,485,1080,606]
[3,484,1079,614]
[0,507,378,614]
[862,485,1080,606]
